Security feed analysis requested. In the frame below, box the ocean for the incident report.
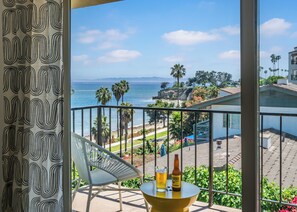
[71,81,163,135]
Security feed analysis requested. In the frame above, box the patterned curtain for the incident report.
[0,0,64,211]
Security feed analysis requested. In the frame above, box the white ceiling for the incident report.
[71,0,121,9]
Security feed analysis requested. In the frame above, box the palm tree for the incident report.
[95,87,112,116]
[119,102,134,152]
[270,54,277,76]
[91,116,109,145]
[170,64,186,107]
[112,83,122,105]
[120,80,129,102]
[276,55,281,76]
[264,70,268,78]
[258,66,263,77]
[112,82,122,137]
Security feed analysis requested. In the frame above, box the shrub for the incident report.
[122,165,297,211]
[121,175,153,188]
[135,140,160,155]
[261,76,284,85]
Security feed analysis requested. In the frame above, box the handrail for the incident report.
[71,104,297,209]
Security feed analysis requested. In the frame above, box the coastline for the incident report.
[84,122,165,141]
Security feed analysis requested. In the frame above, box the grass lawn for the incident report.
[110,131,168,153]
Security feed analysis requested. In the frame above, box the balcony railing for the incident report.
[71,105,297,210]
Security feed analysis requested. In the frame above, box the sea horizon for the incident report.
[71,81,166,135]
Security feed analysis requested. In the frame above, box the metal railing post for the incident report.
[194,112,197,186]
[97,106,103,146]
[120,108,123,157]
[143,109,146,180]
[208,112,214,207]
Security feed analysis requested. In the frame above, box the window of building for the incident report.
[291,70,297,80]
[223,114,240,129]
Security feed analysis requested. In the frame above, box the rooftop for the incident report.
[190,83,297,109]
[141,129,297,187]
[220,87,241,94]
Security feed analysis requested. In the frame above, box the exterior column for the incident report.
[240,0,260,211]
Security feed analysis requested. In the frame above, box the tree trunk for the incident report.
[177,77,180,108]
[116,101,119,137]
[125,123,128,152]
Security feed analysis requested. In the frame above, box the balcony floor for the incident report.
[72,185,241,212]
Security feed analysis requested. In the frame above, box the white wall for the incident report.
[211,105,297,139]
[212,105,241,139]
[261,106,297,136]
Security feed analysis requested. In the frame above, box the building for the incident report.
[191,83,297,139]
[289,46,297,83]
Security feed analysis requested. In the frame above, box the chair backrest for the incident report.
[71,133,91,184]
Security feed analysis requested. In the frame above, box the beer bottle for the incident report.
[172,154,181,191]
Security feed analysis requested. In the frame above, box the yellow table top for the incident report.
[140,180,200,200]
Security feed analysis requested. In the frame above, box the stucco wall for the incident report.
[212,105,241,139]
[211,105,297,139]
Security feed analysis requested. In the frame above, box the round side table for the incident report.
[140,180,200,212]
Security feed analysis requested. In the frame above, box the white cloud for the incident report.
[72,54,91,65]
[105,29,129,40]
[78,30,102,43]
[219,50,240,59]
[163,30,220,46]
[261,18,291,36]
[97,50,141,63]
[98,41,119,50]
[78,29,131,46]
[219,50,278,60]
[163,56,185,63]
[220,25,240,35]
[260,51,270,58]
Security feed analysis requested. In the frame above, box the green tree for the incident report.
[119,102,134,151]
[95,87,112,115]
[207,85,219,99]
[112,82,122,137]
[146,100,175,127]
[276,55,281,76]
[169,111,192,141]
[160,82,170,90]
[269,54,281,76]
[187,70,236,88]
[264,70,268,78]
[120,80,129,103]
[170,64,186,107]
[262,76,284,85]
[91,116,109,144]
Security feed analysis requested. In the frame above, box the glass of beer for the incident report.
[155,166,167,192]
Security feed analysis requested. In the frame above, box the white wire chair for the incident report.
[71,133,148,211]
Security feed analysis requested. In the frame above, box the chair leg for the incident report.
[86,185,93,212]
[118,182,123,211]
[140,178,150,212]
[72,178,81,201]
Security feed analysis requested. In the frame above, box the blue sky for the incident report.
[71,0,297,81]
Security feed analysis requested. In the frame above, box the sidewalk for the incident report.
[106,127,168,153]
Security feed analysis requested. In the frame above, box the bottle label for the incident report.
[172,175,181,188]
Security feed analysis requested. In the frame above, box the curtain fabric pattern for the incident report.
[0,0,64,211]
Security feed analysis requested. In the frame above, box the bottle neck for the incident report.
[174,155,179,169]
